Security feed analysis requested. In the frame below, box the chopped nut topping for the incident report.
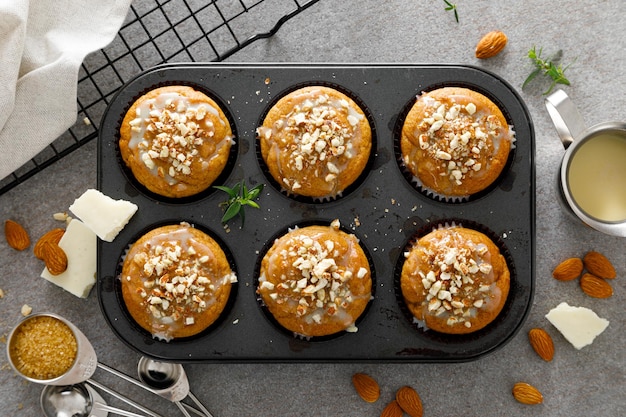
[262,220,366,320]
[415,97,504,186]
[258,91,364,188]
[411,229,496,327]
[132,233,237,326]
[131,93,220,180]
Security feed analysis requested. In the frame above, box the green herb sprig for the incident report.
[214,180,264,227]
[523,46,576,95]
[444,0,459,23]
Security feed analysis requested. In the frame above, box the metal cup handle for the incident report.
[544,89,587,150]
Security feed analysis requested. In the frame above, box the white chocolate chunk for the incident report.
[545,302,609,350]
[69,189,138,242]
[41,219,97,298]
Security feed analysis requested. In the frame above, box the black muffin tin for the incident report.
[97,63,535,363]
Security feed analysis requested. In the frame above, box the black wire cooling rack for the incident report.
[0,0,320,195]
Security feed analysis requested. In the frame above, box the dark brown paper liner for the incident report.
[114,220,239,343]
[113,81,239,204]
[393,82,516,203]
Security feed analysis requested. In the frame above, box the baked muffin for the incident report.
[400,225,510,334]
[257,86,372,199]
[119,85,233,198]
[257,219,372,337]
[120,223,236,341]
[400,87,513,199]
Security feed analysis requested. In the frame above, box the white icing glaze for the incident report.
[127,91,232,187]
[125,225,236,340]
[258,88,367,196]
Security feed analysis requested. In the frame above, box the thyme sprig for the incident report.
[443,0,459,23]
[523,46,576,95]
[214,180,264,227]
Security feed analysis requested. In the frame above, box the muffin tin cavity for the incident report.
[255,81,377,204]
[253,219,376,342]
[394,218,517,346]
[114,82,239,204]
[97,64,535,362]
[393,82,517,203]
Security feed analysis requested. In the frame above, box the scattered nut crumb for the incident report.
[0,288,5,298]
[21,304,32,316]
[83,117,91,126]
[264,77,270,85]
[53,212,69,222]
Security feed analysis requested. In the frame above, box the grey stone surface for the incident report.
[1,0,625,416]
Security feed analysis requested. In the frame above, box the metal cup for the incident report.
[6,312,98,385]
[137,357,190,402]
[545,89,626,237]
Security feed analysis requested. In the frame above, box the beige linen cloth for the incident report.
[0,0,132,181]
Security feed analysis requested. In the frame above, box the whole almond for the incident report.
[528,328,554,361]
[512,382,543,405]
[34,228,65,260]
[380,400,404,417]
[580,273,613,298]
[42,241,68,275]
[396,385,423,417]
[475,30,508,59]
[583,251,616,279]
[4,219,30,251]
[552,257,583,281]
[352,373,380,403]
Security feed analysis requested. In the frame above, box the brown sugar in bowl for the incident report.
[8,315,78,381]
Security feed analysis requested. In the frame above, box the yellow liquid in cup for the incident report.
[568,133,626,222]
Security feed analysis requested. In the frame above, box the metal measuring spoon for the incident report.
[96,362,205,416]
[137,357,214,417]
[41,383,150,417]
